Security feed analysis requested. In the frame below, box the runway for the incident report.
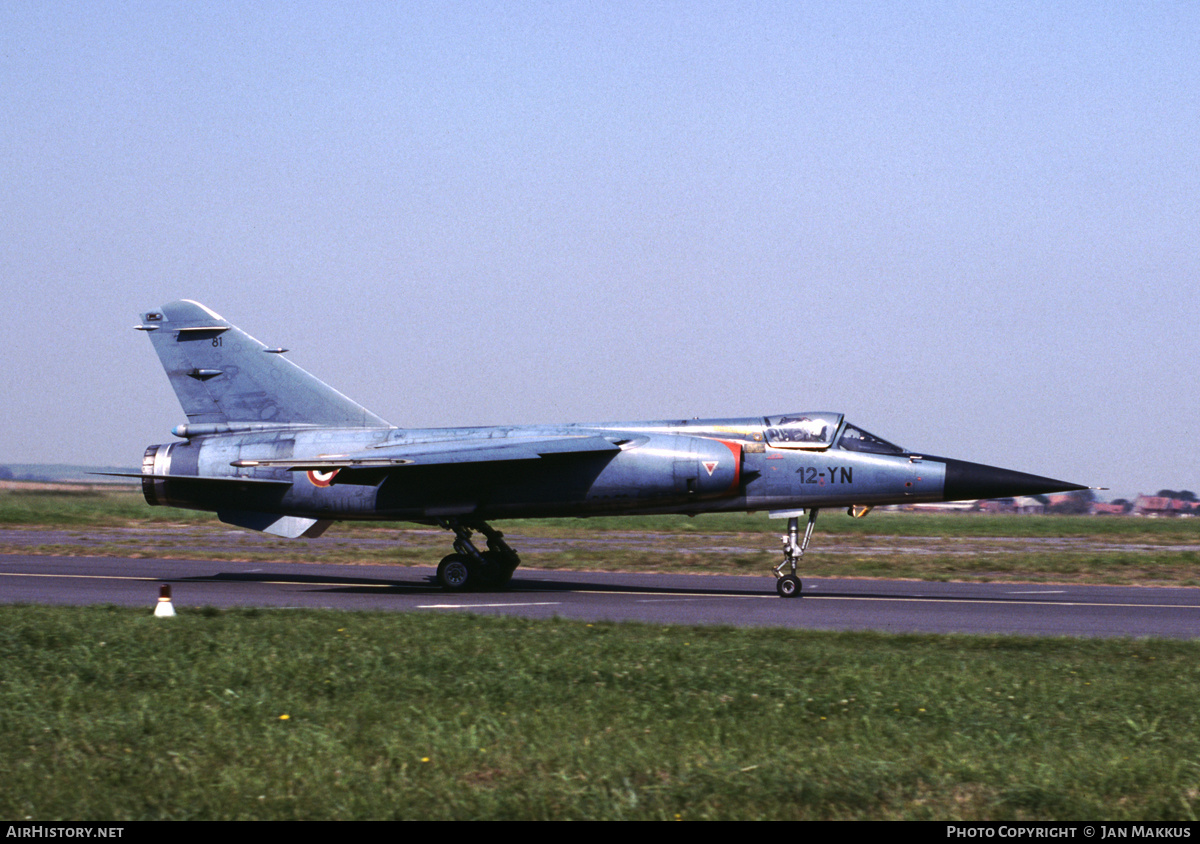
[2,553,1199,638]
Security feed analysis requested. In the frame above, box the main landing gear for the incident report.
[435,519,521,592]
[773,508,819,599]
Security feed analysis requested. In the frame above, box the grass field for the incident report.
[2,485,1198,587]
[2,604,1200,820]
[3,485,1200,820]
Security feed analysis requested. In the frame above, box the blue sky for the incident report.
[1,2,1197,499]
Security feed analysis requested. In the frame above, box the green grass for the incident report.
[2,605,1199,820]
[4,486,1199,541]
[491,510,1200,542]
[0,486,211,526]
[4,490,1200,819]
[514,509,1200,539]
[4,487,1200,586]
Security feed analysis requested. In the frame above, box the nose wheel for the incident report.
[773,508,819,599]
[776,574,801,598]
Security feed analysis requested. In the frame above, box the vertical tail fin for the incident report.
[138,300,390,428]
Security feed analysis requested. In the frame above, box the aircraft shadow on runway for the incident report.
[176,570,771,598]
[172,571,1084,605]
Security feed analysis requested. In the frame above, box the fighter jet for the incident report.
[120,300,1087,598]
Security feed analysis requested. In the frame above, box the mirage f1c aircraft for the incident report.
[119,300,1087,598]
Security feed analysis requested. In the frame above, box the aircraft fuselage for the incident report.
[141,417,957,523]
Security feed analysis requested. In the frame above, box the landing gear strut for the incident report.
[435,519,521,592]
[773,508,819,598]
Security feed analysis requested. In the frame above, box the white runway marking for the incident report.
[419,602,562,609]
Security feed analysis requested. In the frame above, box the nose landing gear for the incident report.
[773,508,819,598]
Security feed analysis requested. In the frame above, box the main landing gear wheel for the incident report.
[776,574,802,598]
[435,519,522,592]
[482,550,518,589]
[436,554,474,591]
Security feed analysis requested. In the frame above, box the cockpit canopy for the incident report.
[763,413,842,448]
[763,412,906,455]
[837,422,906,455]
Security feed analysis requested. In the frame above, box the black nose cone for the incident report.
[938,458,1088,502]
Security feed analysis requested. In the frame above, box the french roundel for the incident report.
[307,468,339,487]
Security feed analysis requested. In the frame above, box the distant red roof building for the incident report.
[1133,496,1200,516]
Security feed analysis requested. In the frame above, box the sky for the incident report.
[1,1,1196,500]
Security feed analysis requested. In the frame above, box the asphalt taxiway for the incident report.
[2,553,1199,639]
